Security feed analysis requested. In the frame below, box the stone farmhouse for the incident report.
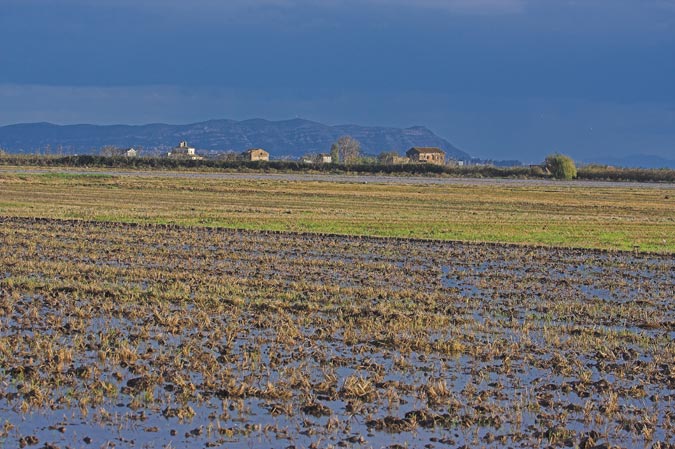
[241,148,270,161]
[406,147,446,165]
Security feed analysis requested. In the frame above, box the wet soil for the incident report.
[0,217,673,448]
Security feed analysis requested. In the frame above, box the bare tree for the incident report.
[100,145,119,157]
[301,152,319,164]
[333,136,361,164]
[218,151,239,162]
[378,151,399,165]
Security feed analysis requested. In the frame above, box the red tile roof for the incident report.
[407,147,445,154]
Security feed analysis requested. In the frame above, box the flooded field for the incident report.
[0,217,673,448]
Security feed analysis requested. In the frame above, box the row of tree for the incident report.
[98,137,365,163]
[2,152,673,182]
[328,138,581,180]
[326,140,580,180]
[303,136,395,165]
[0,143,583,181]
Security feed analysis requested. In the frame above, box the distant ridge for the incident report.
[0,118,471,160]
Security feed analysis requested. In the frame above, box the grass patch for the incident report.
[0,171,673,252]
[37,173,115,180]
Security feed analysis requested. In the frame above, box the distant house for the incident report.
[388,155,411,165]
[319,153,332,164]
[101,146,138,157]
[241,148,269,162]
[301,153,332,164]
[406,147,446,165]
[378,152,410,165]
[168,141,202,160]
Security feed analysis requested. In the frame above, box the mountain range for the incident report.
[0,118,471,160]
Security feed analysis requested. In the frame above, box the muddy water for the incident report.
[0,217,673,448]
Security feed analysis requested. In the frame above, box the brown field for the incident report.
[0,170,673,448]
[0,217,673,448]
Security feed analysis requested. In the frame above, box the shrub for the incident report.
[545,153,577,180]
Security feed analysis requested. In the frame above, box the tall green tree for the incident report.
[545,153,577,180]
[330,144,339,164]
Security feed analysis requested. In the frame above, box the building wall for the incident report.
[249,150,269,161]
[409,151,445,165]
[419,153,444,164]
[171,147,195,156]
[175,142,195,155]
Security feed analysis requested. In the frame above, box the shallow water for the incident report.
[0,217,673,448]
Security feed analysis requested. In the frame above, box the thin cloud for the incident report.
[367,0,525,14]
[18,0,525,15]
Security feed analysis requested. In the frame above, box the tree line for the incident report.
[1,152,674,182]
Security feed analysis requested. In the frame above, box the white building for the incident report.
[168,141,201,159]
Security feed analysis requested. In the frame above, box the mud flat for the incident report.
[1,217,673,448]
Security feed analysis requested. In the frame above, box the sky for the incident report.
[1,0,674,162]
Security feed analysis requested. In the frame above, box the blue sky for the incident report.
[1,0,673,161]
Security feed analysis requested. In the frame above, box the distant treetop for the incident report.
[545,153,577,180]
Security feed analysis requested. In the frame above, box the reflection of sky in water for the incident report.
[1,222,673,448]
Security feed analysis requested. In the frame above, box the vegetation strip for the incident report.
[2,155,675,182]
[0,172,673,252]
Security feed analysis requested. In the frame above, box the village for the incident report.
[104,140,466,166]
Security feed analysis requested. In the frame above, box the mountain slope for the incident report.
[0,118,471,160]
